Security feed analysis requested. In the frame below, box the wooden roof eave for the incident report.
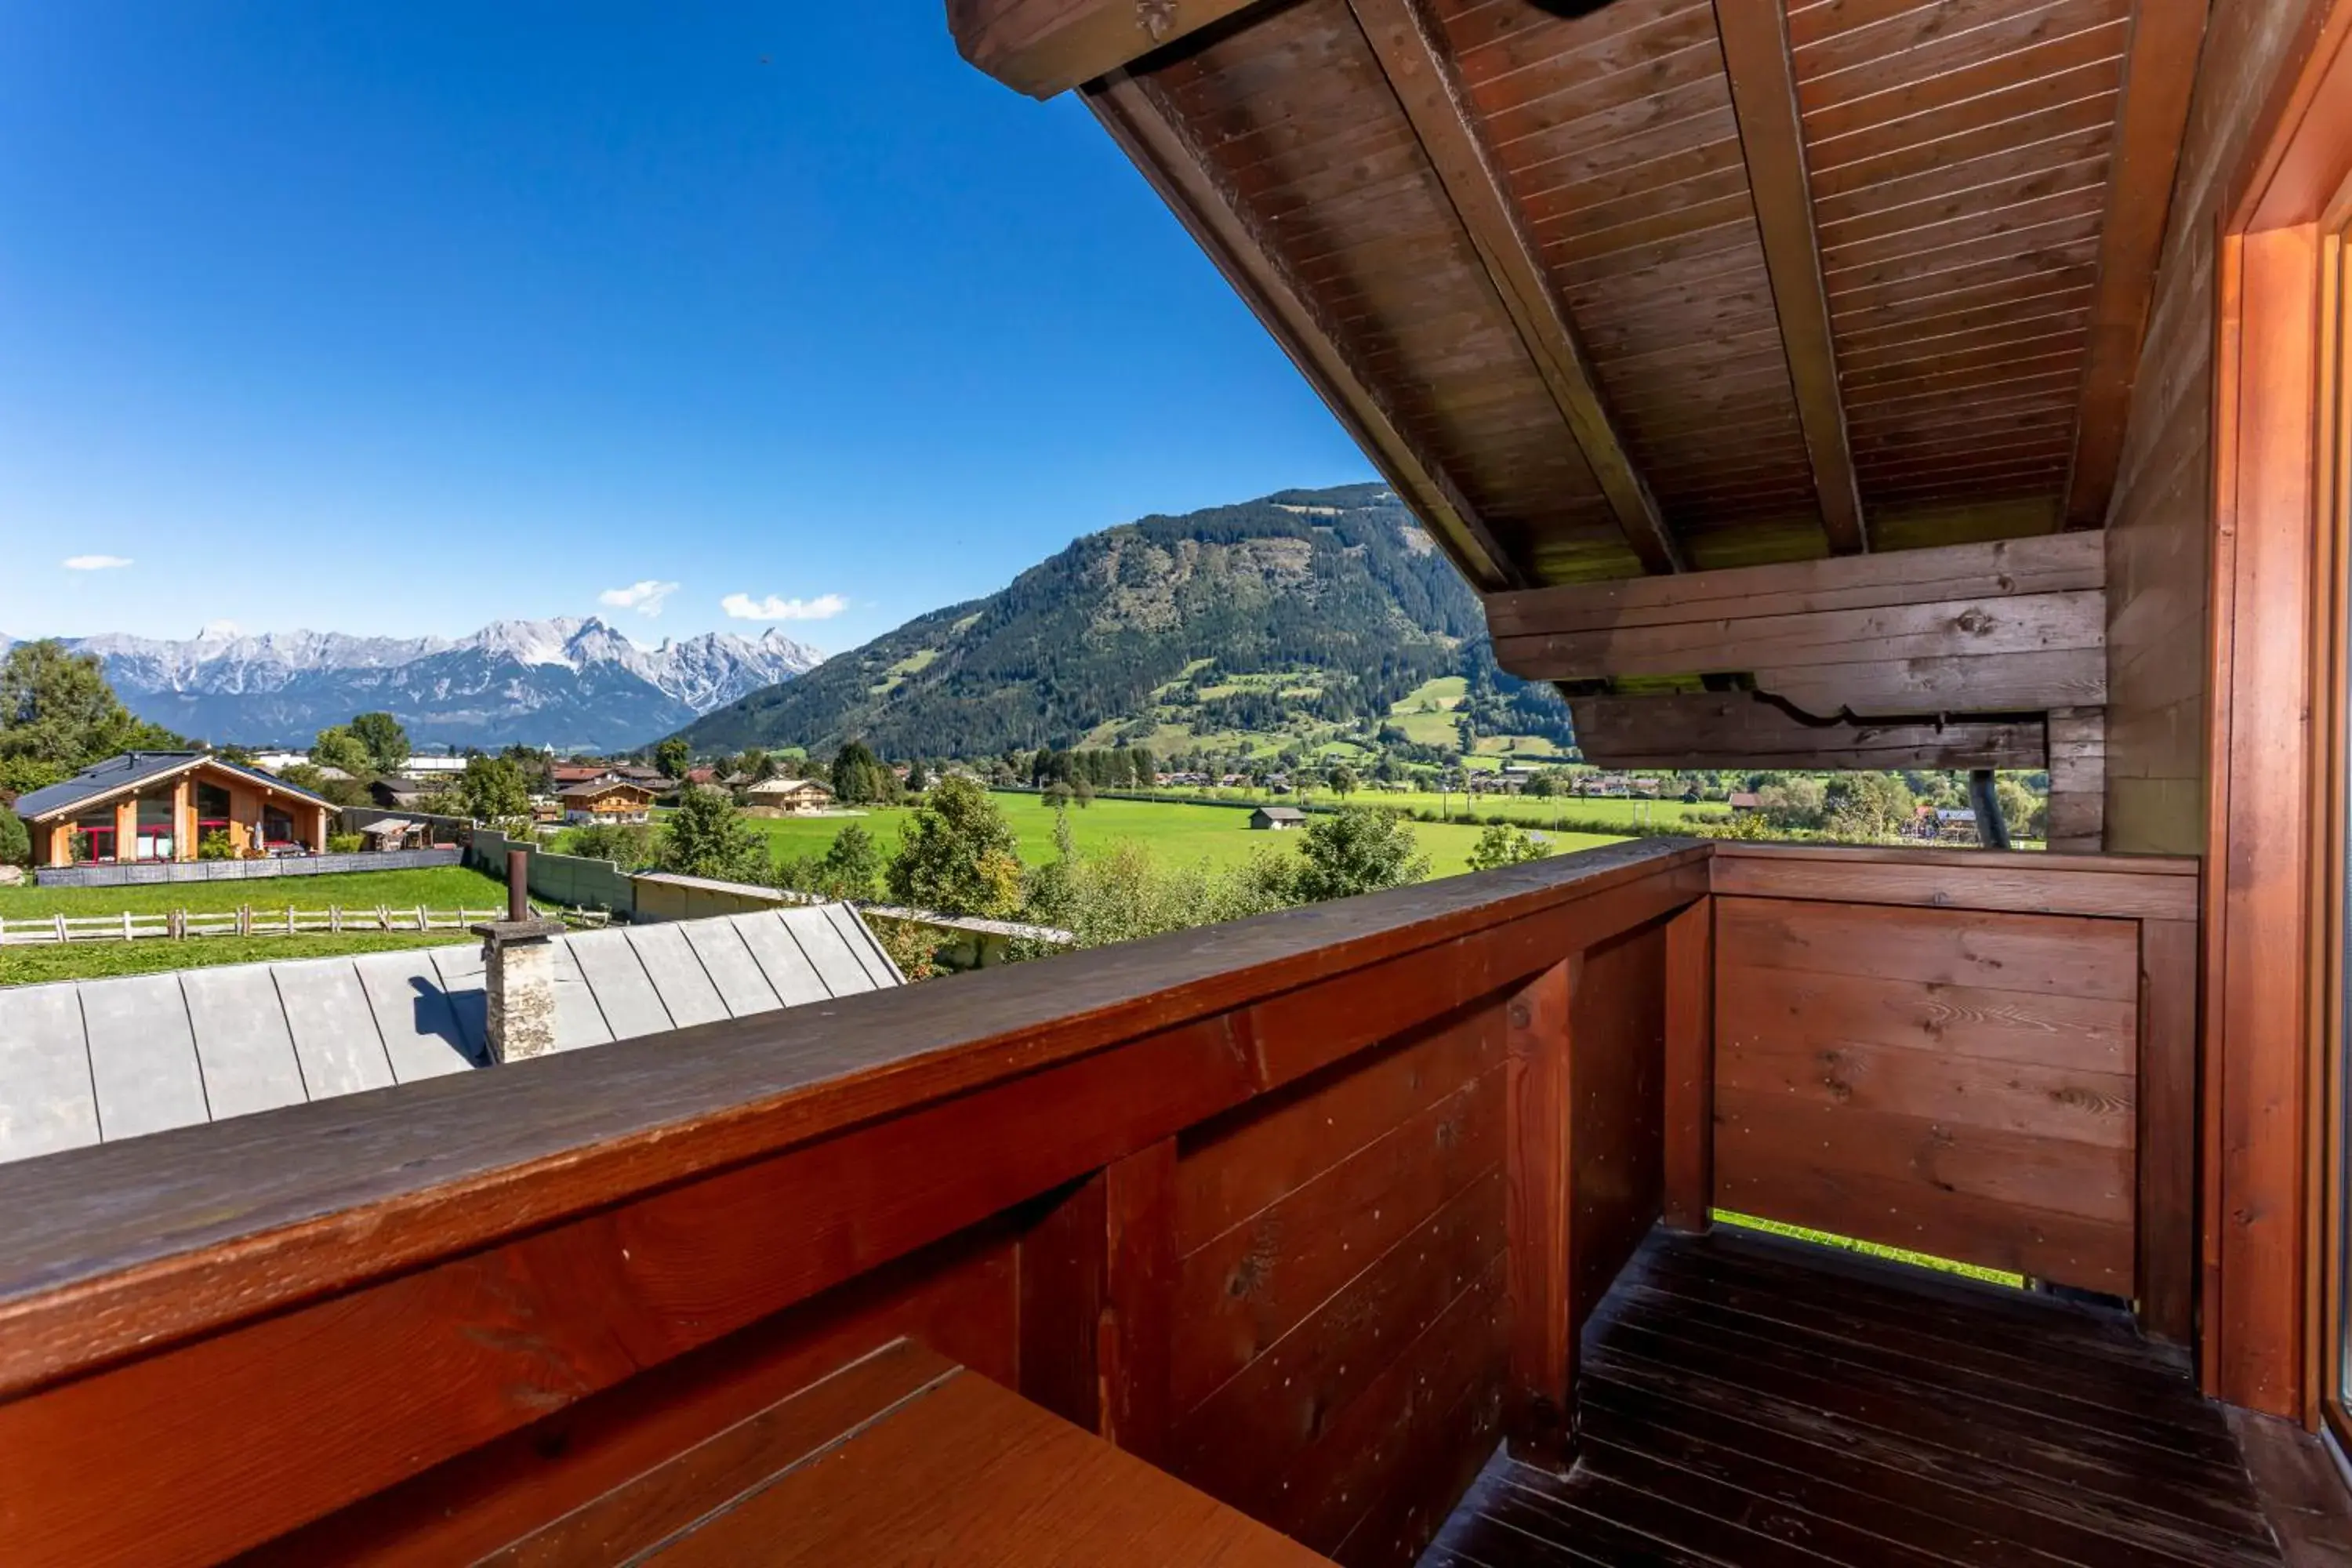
[1083,65,1525,590]
[1346,0,1685,575]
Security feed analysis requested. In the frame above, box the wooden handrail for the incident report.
[0,836,1708,1400]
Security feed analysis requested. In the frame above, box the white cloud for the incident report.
[721,591,848,622]
[597,579,681,617]
[61,554,133,571]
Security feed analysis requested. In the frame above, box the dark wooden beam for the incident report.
[1085,67,1522,589]
[2060,0,2209,531]
[1713,0,1867,555]
[1347,0,1685,575]
[947,0,1266,100]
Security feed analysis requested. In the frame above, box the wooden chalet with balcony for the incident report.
[8,1,2352,1563]
[13,750,337,868]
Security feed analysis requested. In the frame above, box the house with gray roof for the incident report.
[15,750,339,869]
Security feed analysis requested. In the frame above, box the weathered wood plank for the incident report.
[1568,693,2045,770]
[1496,589,2103,677]
[1485,532,2103,636]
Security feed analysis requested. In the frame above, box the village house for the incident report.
[742,775,835,815]
[13,750,337,868]
[1248,805,1305,831]
[558,779,655,825]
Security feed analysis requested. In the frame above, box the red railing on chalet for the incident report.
[0,837,2198,1566]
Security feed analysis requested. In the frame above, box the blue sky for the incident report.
[0,3,1373,652]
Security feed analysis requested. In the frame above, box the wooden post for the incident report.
[2138,918,2198,1345]
[1504,955,1577,1470]
[1662,898,1715,1232]
[238,906,251,938]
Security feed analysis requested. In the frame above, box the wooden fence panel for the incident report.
[1166,1004,1509,1560]
[1713,896,2141,1291]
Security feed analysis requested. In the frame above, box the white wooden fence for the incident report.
[0,904,609,946]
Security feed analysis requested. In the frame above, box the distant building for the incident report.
[744,777,836,815]
[1727,792,1763,813]
[1250,806,1307,830]
[14,752,337,868]
[560,780,656,825]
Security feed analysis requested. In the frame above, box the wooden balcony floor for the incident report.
[1421,1225,2283,1568]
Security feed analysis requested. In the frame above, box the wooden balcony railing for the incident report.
[0,837,2199,1566]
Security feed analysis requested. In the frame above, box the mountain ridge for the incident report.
[0,618,824,752]
[674,484,1570,761]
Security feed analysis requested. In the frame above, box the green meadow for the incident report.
[0,865,510,920]
[739,790,1628,880]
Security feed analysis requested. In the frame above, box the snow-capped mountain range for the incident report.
[0,618,824,752]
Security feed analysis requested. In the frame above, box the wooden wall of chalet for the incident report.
[1699,848,2199,1343]
[2103,0,2312,854]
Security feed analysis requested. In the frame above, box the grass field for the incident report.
[0,865,510,920]
[0,929,473,987]
[742,791,1627,880]
[0,866,509,985]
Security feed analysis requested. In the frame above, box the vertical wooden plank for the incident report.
[1018,1173,1106,1432]
[2139,917,2198,1346]
[1100,1138,1178,1465]
[2211,220,2321,1418]
[1663,900,1714,1232]
[1504,955,1576,1470]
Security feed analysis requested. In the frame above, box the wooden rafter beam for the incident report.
[1713,0,1867,555]
[2060,1,2209,532]
[1084,67,1522,590]
[1347,0,1685,575]
[947,0,1266,100]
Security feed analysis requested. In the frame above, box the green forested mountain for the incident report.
[674,485,1573,761]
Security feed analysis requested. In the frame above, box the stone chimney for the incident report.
[474,848,566,1064]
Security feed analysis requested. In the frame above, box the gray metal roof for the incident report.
[0,904,901,1166]
[13,751,338,822]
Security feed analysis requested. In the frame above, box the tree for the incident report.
[1071,777,1094,808]
[1285,807,1429,903]
[1757,777,1828,833]
[1995,775,2046,841]
[659,785,770,882]
[904,758,929,793]
[655,737,692,780]
[309,725,373,778]
[887,774,1024,917]
[348,712,411,775]
[0,805,28,869]
[779,822,884,902]
[1467,821,1551,872]
[1327,764,1358,800]
[459,755,532,823]
[567,821,655,869]
[831,739,895,805]
[1522,770,1555,799]
[0,640,180,771]
[1825,771,1915,841]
